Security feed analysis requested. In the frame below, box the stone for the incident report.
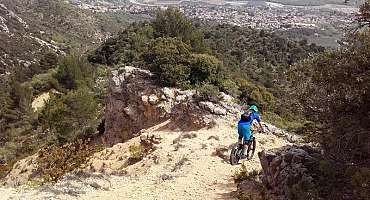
[148,94,159,105]
[175,95,187,102]
[258,145,322,198]
[213,107,227,115]
[162,87,175,99]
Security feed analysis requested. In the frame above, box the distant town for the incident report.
[70,0,357,31]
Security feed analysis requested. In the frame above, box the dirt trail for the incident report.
[1,119,290,200]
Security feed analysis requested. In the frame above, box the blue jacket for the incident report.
[238,111,261,126]
[237,111,261,138]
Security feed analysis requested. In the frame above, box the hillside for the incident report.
[0,118,293,199]
[0,2,369,200]
[0,0,141,73]
[0,66,298,199]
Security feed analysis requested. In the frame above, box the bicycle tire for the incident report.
[230,145,241,165]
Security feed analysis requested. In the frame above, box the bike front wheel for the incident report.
[246,138,256,160]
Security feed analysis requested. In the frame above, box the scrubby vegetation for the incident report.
[0,0,142,71]
[89,8,323,129]
[127,144,147,165]
[286,3,370,198]
[3,5,367,193]
[37,139,101,182]
[234,164,260,183]
[0,53,106,180]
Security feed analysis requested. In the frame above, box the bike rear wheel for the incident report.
[230,145,242,165]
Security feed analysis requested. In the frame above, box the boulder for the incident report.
[258,145,322,198]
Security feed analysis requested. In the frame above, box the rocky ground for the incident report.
[0,66,304,199]
[0,118,295,200]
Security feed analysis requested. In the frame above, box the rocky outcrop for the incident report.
[2,154,39,187]
[258,145,322,199]
[103,66,238,146]
[264,124,303,144]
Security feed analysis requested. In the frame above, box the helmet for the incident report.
[249,105,258,112]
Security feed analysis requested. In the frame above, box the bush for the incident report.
[147,37,192,88]
[158,64,191,89]
[219,79,240,97]
[37,139,101,182]
[237,79,275,112]
[196,83,221,102]
[40,87,101,144]
[348,167,370,199]
[152,8,208,53]
[263,111,306,131]
[54,54,95,90]
[30,68,60,95]
[127,143,153,165]
[128,144,146,161]
[189,54,224,85]
[289,29,370,199]
[289,31,370,165]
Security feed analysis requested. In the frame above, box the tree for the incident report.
[40,87,100,144]
[146,37,192,88]
[289,30,370,166]
[39,52,58,71]
[152,8,209,53]
[54,53,95,90]
[189,54,224,85]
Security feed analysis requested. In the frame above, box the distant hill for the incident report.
[0,0,142,74]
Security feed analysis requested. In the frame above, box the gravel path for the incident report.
[1,119,290,200]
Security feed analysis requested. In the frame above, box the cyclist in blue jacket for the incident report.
[238,105,264,158]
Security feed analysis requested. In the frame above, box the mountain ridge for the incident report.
[0,0,141,73]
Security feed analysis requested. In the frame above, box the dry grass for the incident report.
[172,157,190,172]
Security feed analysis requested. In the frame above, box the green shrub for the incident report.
[158,64,191,89]
[349,167,370,199]
[263,111,306,130]
[196,83,221,102]
[219,79,241,97]
[152,8,208,53]
[40,87,101,144]
[146,37,192,88]
[289,30,370,166]
[30,68,60,95]
[127,143,150,165]
[54,54,95,90]
[288,181,319,200]
[288,27,370,199]
[237,79,275,112]
[189,54,224,85]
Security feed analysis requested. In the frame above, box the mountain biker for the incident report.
[237,105,264,159]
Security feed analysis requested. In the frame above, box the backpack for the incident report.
[241,109,253,122]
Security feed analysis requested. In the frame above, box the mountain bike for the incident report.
[229,135,256,165]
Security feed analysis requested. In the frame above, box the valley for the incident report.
[71,0,360,47]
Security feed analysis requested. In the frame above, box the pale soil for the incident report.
[0,119,291,200]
